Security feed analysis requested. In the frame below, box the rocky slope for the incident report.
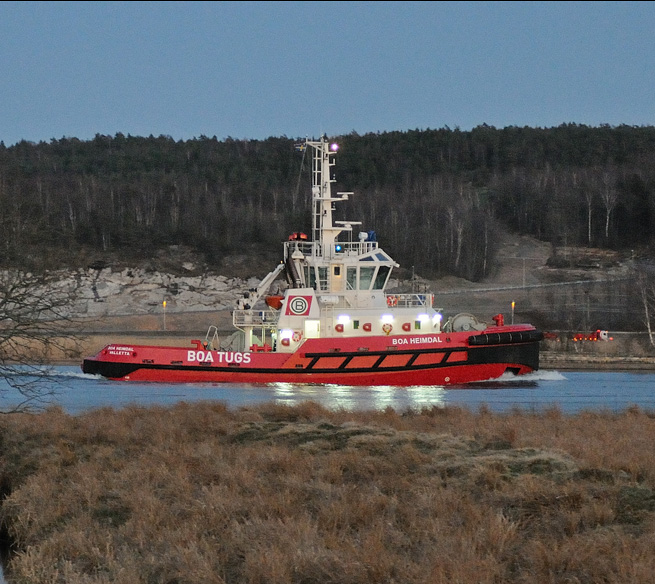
[21,234,641,334]
[65,265,254,319]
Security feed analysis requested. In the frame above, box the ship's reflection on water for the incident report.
[266,374,542,413]
[269,382,448,411]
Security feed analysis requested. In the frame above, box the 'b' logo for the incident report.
[286,296,311,316]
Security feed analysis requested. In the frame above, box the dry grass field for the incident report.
[2,402,655,583]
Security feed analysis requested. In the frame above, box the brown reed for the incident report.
[1,402,655,583]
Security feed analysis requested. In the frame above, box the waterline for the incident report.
[1,367,654,415]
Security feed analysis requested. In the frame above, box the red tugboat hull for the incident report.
[82,328,542,386]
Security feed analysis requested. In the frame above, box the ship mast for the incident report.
[307,135,356,253]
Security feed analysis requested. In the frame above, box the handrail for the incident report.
[284,240,378,261]
[233,309,280,328]
[385,293,434,308]
[204,325,220,350]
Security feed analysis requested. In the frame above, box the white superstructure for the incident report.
[231,135,445,352]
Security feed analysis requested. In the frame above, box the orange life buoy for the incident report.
[386,296,398,307]
[292,331,302,343]
[382,323,393,335]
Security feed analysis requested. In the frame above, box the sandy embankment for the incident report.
[44,310,235,364]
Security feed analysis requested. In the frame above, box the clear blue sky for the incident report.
[1,1,653,146]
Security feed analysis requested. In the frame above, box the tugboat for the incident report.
[82,135,543,385]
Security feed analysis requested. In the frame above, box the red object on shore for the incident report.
[572,330,613,342]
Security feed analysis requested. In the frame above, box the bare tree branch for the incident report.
[634,263,655,347]
[0,269,83,411]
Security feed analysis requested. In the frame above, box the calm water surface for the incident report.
[1,366,654,414]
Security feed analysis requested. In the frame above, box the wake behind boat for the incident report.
[82,135,543,385]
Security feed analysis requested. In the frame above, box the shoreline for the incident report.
[540,354,655,371]
[18,312,655,370]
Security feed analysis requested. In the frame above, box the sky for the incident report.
[1,1,654,146]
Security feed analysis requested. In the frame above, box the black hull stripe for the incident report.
[469,330,544,346]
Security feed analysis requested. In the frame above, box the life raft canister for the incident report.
[265,295,284,310]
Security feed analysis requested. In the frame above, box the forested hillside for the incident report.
[1,124,654,279]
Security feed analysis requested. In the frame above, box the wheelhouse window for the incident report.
[318,267,328,291]
[303,266,329,291]
[359,266,375,290]
[345,264,392,291]
[373,265,390,289]
[304,266,316,289]
[346,267,356,290]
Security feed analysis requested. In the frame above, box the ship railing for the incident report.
[330,241,378,258]
[204,325,221,350]
[385,293,434,308]
[284,240,378,260]
[233,309,280,329]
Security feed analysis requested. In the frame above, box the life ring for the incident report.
[386,296,398,307]
[382,323,393,335]
[292,331,302,343]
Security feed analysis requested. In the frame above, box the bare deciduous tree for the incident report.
[0,269,82,411]
[635,263,655,347]
[600,170,619,241]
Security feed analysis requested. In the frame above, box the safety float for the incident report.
[82,135,543,385]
